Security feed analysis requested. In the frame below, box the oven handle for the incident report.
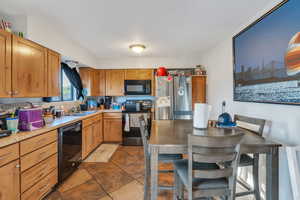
[59,122,82,132]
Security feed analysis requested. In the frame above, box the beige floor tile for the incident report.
[84,144,119,163]
[109,181,144,200]
[58,168,93,192]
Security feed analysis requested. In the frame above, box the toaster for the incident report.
[18,108,44,131]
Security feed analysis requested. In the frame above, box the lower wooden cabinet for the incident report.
[0,159,20,200]
[82,114,103,159]
[103,113,122,143]
[21,169,57,200]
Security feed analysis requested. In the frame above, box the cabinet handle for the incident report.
[38,183,50,192]
[6,91,12,95]
[14,91,19,95]
[16,164,20,168]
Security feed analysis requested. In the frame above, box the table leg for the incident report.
[150,146,159,200]
[266,147,279,200]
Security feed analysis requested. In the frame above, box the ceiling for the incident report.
[0,0,275,60]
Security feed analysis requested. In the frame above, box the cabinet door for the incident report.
[125,69,153,80]
[0,29,12,97]
[0,160,20,200]
[94,119,103,146]
[192,76,206,109]
[103,118,122,143]
[82,125,93,159]
[105,70,125,96]
[98,70,106,96]
[12,35,47,97]
[47,49,61,97]
[91,69,101,96]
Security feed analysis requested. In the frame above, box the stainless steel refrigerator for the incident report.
[155,76,192,120]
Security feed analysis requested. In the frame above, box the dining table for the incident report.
[149,120,282,200]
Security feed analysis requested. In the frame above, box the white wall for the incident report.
[96,55,202,69]
[26,15,99,67]
[199,1,297,199]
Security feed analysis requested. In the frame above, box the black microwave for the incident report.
[124,80,151,95]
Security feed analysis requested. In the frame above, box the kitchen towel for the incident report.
[124,113,130,132]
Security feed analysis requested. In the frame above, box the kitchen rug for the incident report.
[83,144,119,163]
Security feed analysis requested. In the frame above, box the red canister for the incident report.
[156,66,168,76]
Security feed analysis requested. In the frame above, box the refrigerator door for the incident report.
[155,76,174,120]
[173,76,192,120]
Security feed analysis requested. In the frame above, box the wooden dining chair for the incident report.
[234,115,266,200]
[139,117,183,200]
[173,133,244,200]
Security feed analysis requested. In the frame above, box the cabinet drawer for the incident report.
[21,141,57,172]
[20,130,57,156]
[103,112,122,119]
[0,143,19,167]
[83,114,101,127]
[21,169,57,200]
[21,154,57,193]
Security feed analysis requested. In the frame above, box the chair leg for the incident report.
[144,158,151,200]
[253,154,261,200]
[174,171,179,200]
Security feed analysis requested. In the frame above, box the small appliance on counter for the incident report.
[104,96,112,109]
[18,108,44,131]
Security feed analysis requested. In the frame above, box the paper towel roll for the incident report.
[193,103,212,129]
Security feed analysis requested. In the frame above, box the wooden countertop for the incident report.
[0,109,122,148]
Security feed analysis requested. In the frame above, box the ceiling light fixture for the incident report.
[129,44,146,54]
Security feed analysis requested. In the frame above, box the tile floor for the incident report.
[45,145,254,200]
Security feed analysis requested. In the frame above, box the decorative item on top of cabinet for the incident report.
[125,69,153,80]
[103,112,122,143]
[105,69,125,96]
[12,35,47,97]
[47,49,61,97]
[192,75,207,110]
[0,29,12,97]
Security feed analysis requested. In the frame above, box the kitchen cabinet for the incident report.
[12,35,47,97]
[47,49,61,97]
[97,69,106,96]
[0,159,20,200]
[125,69,153,80]
[103,113,122,143]
[192,75,206,109]
[80,68,105,96]
[82,125,94,159]
[82,114,103,159]
[105,69,125,96]
[0,29,12,97]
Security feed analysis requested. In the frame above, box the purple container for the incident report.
[18,108,44,131]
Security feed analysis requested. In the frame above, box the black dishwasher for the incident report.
[58,121,82,184]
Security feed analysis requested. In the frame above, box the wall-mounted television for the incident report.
[233,0,300,105]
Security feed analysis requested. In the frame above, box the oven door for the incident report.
[124,80,151,95]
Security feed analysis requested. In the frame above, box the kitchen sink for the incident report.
[68,111,97,116]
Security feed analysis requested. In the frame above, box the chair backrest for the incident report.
[139,116,150,158]
[234,115,266,136]
[188,133,244,197]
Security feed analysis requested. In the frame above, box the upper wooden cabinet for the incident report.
[0,29,12,97]
[12,35,47,97]
[47,49,61,97]
[125,69,153,80]
[105,69,125,96]
[192,75,207,109]
[97,70,106,96]
[80,68,106,96]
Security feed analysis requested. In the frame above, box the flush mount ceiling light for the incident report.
[129,44,146,54]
